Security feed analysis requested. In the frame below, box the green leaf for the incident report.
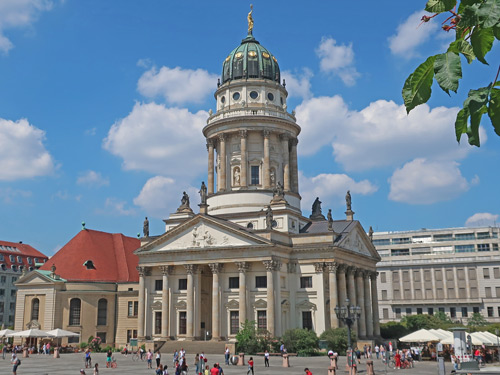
[448,40,476,63]
[458,4,480,28]
[477,0,500,28]
[464,85,491,113]
[402,56,436,113]
[470,27,494,64]
[488,88,500,136]
[455,108,469,142]
[467,106,486,146]
[434,51,462,94]
[425,0,456,13]
[493,25,500,39]
[462,86,492,146]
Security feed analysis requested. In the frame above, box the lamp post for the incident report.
[334,298,362,351]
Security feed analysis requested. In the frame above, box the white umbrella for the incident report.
[6,329,54,338]
[440,332,483,345]
[399,329,442,343]
[45,329,79,338]
[471,332,496,346]
[0,329,17,338]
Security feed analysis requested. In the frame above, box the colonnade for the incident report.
[137,261,380,341]
[206,130,299,193]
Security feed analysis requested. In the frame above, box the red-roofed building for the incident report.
[0,240,48,327]
[14,229,140,347]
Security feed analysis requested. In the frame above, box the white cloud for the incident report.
[97,197,136,216]
[295,98,475,171]
[299,171,377,214]
[282,68,313,100]
[465,213,499,227]
[76,170,109,187]
[134,176,198,218]
[316,37,360,86]
[51,190,82,202]
[388,10,438,58]
[0,0,54,54]
[103,102,207,177]
[0,117,55,180]
[388,158,471,204]
[0,187,32,204]
[137,66,218,104]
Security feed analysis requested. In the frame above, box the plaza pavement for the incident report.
[1,353,499,375]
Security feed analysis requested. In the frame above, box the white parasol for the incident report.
[6,329,54,338]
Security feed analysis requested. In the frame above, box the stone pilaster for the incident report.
[356,270,367,338]
[280,133,290,191]
[240,130,248,188]
[263,258,281,336]
[160,265,172,339]
[236,262,250,327]
[184,264,197,339]
[207,139,215,194]
[364,271,373,337]
[209,263,224,340]
[326,262,339,328]
[347,266,357,312]
[137,266,147,339]
[218,134,227,192]
[290,138,299,193]
[370,272,381,336]
[263,130,271,188]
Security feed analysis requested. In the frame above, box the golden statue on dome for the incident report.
[248,4,254,35]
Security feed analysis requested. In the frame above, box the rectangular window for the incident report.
[455,233,475,240]
[257,310,267,330]
[155,280,163,291]
[395,308,401,318]
[415,289,422,299]
[487,306,494,317]
[0,290,4,296]
[300,276,312,288]
[302,311,313,330]
[483,268,490,279]
[372,239,390,246]
[439,307,445,313]
[128,301,138,317]
[179,312,187,334]
[392,272,400,282]
[417,308,423,315]
[154,312,162,335]
[10,290,16,297]
[126,329,138,343]
[228,277,239,289]
[434,234,453,242]
[230,311,239,335]
[68,336,79,344]
[380,272,386,283]
[448,288,455,298]
[493,243,499,251]
[392,237,411,244]
[462,307,468,317]
[428,307,434,315]
[473,306,480,314]
[382,308,389,319]
[494,268,500,279]
[0,276,5,283]
[477,232,490,239]
[250,166,260,185]
[391,249,409,256]
[478,244,490,252]
[9,302,14,311]
[496,287,500,298]
[486,287,492,298]
[255,276,267,288]
[393,289,401,300]
[179,279,187,290]
[406,308,412,315]
[498,307,500,317]
[381,290,387,300]
[96,332,106,344]
[455,245,475,253]
[469,268,477,280]
[450,307,456,318]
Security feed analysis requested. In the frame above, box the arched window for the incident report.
[97,298,107,326]
[69,298,81,326]
[31,298,40,321]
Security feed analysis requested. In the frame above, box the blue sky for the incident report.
[1,1,499,255]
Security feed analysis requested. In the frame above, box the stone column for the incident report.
[185,264,196,339]
[209,263,223,340]
[137,266,147,339]
[236,262,249,326]
[326,262,339,329]
[347,266,357,306]
[280,134,290,191]
[160,265,172,339]
[263,258,280,336]
[240,130,248,188]
[290,138,299,193]
[356,270,367,338]
[370,272,381,336]
[337,264,348,309]
[207,139,215,194]
[219,134,227,191]
[263,130,271,188]
[363,272,373,337]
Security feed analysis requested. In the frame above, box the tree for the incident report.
[402,0,500,146]
[235,320,274,354]
[320,327,357,356]
[281,328,319,356]
[380,321,409,339]
[467,312,489,330]
[401,314,440,330]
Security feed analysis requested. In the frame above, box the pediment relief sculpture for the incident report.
[252,299,267,309]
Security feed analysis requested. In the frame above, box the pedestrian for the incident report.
[264,349,270,367]
[204,365,209,375]
[106,349,112,368]
[80,370,86,375]
[140,346,145,360]
[85,349,92,369]
[163,364,169,375]
[224,347,230,365]
[173,350,178,364]
[2,344,7,360]
[180,360,188,375]
[247,357,254,375]
[156,350,162,367]
[375,345,379,359]
[280,343,285,355]
[210,363,219,375]
[147,349,153,369]
[11,354,20,375]
[395,350,401,369]
[304,368,312,375]
[156,364,163,375]
[93,363,99,375]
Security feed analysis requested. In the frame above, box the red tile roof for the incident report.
[40,229,140,283]
[0,240,48,270]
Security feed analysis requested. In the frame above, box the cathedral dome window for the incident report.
[249,91,259,100]
[232,92,240,101]
[221,96,225,104]
[267,92,274,102]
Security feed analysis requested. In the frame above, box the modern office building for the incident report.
[373,226,500,323]
[0,240,48,327]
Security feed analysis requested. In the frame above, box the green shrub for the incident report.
[281,328,319,355]
[236,320,274,354]
[79,342,88,349]
[320,327,357,356]
[380,322,409,340]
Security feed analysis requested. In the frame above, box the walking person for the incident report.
[264,350,270,367]
[156,351,162,368]
[2,344,7,360]
[147,349,153,369]
[93,363,99,375]
[106,349,112,368]
[224,347,230,366]
[84,349,92,369]
[247,357,254,375]
[304,368,313,375]
[11,354,20,375]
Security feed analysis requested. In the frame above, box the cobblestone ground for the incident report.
[1,353,500,375]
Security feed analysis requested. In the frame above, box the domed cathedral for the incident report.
[135,8,381,349]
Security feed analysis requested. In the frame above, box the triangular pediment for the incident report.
[138,215,272,253]
[16,271,61,285]
[339,224,380,260]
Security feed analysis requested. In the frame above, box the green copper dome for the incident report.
[222,35,280,84]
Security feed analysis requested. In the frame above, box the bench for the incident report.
[256,352,298,357]
[459,361,480,371]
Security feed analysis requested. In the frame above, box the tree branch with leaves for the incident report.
[402,0,500,146]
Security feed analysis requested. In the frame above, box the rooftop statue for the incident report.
[265,205,273,230]
[199,182,207,205]
[248,4,254,35]
[143,216,149,237]
[310,197,326,221]
[346,190,352,211]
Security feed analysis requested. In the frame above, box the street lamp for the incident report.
[334,298,362,350]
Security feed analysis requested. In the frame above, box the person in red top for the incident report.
[394,350,401,369]
[304,368,313,375]
[210,363,219,375]
[247,357,254,375]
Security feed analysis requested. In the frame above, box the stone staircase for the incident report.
[149,340,234,355]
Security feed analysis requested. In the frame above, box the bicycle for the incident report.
[111,356,118,368]
[386,359,396,369]
[132,352,140,361]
